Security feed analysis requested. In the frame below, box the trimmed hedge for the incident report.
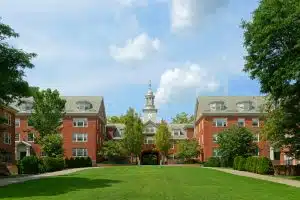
[65,157,92,168]
[43,157,65,172]
[18,156,41,174]
[203,157,220,167]
[233,156,274,175]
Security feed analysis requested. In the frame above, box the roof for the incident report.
[1,105,18,113]
[194,96,266,122]
[10,96,105,116]
[107,122,194,130]
[106,123,125,129]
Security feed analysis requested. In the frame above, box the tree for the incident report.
[217,125,257,166]
[171,112,194,124]
[107,115,126,124]
[40,134,64,158]
[29,89,66,157]
[177,139,200,161]
[0,19,36,106]
[155,121,171,165]
[123,107,144,164]
[98,140,127,160]
[242,0,300,157]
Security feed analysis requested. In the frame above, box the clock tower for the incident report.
[142,80,158,122]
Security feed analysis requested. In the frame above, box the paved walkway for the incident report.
[0,167,98,187]
[206,167,300,188]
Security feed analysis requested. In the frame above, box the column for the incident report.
[270,147,274,160]
[26,146,30,156]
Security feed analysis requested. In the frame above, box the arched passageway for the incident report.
[141,151,160,165]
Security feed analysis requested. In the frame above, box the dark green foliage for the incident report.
[238,157,246,171]
[40,134,64,158]
[19,156,41,174]
[43,157,65,172]
[256,157,274,175]
[233,156,242,170]
[250,157,259,173]
[203,157,220,167]
[273,165,300,176]
[171,112,194,124]
[245,157,253,172]
[220,157,231,168]
[176,139,200,161]
[98,140,127,160]
[65,157,92,168]
[155,121,172,164]
[0,19,37,107]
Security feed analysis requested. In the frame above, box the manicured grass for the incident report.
[0,166,300,200]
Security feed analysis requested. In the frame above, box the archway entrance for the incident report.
[141,151,160,165]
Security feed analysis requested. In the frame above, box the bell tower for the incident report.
[142,80,158,122]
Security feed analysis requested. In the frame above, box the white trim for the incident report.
[27,133,35,142]
[73,118,88,127]
[3,132,11,144]
[252,118,260,127]
[72,148,88,157]
[15,132,20,142]
[213,118,227,127]
[3,112,12,126]
[237,118,245,127]
[72,133,88,142]
[15,118,20,127]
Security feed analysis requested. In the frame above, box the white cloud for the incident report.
[109,33,161,63]
[171,0,229,32]
[155,63,219,105]
[116,0,148,7]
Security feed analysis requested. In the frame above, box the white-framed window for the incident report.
[15,118,20,127]
[213,148,220,157]
[252,118,259,127]
[144,137,154,144]
[113,129,122,138]
[209,102,224,111]
[27,119,34,127]
[254,133,259,142]
[73,118,88,127]
[237,118,245,127]
[3,132,11,144]
[72,133,88,142]
[213,118,227,127]
[27,133,34,142]
[4,112,12,126]
[255,147,260,156]
[212,134,218,143]
[15,132,20,142]
[72,148,88,157]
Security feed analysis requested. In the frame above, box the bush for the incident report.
[256,157,274,175]
[245,157,253,172]
[238,157,246,171]
[65,157,93,168]
[203,157,220,167]
[233,156,241,170]
[19,156,41,174]
[220,157,231,168]
[273,165,300,176]
[43,157,65,172]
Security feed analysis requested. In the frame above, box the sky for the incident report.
[0,0,262,121]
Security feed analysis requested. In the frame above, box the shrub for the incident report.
[220,157,231,168]
[238,157,246,171]
[203,157,220,167]
[43,157,65,172]
[65,157,93,168]
[256,157,274,175]
[245,157,253,172]
[19,156,41,174]
[233,156,241,170]
[250,157,259,173]
[273,165,300,176]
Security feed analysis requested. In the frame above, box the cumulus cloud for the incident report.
[109,33,161,63]
[155,63,219,105]
[171,0,229,32]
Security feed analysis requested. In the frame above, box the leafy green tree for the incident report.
[0,19,36,106]
[155,121,171,165]
[98,140,127,159]
[40,134,64,157]
[171,112,194,124]
[242,0,300,158]
[107,115,126,124]
[123,107,144,164]
[177,139,200,161]
[29,89,66,157]
[217,125,257,166]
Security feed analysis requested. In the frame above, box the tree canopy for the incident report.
[107,115,126,124]
[171,112,194,124]
[177,139,200,161]
[242,0,300,158]
[0,19,36,106]
[98,140,127,159]
[155,121,171,164]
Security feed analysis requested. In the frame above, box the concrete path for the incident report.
[206,167,300,188]
[0,167,99,187]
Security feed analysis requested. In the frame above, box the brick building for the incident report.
[194,96,300,165]
[0,105,17,164]
[11,96,106,165]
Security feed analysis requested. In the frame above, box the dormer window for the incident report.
[173,129,184,136]
[209,101,225,111]
[237,101,253,111]
[76,101,93,111]
[21,101,33,111]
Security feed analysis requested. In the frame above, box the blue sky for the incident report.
[0,0,261,121]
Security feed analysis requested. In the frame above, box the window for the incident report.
[254,133,259,142]
[72,148,88,157]
[40,151,47,157]
[76,101,92,111]
[273,150,280,161]
[254,147,260,156]
[252,118,259,127]
[212,134,218,143]
[213,148,220,157]
[73,118,88,127]
[0,152,12,163]
[173,130,184,136]
[213,118,227,127]
[27,133,34,142]
[209,102,224,111]
[4,112,12,126]
[237,118,245,127]
[15,118,20,127]
[3,132,11,144]
[72,133,88,142]
[15,133,20,142]
[113,129,122,138]
[27,119,34,127]
[144,137,154,144]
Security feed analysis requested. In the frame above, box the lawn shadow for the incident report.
[0,175,122,198]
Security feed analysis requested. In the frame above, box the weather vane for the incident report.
[148,80,151,89]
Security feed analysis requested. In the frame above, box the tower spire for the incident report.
[148,80,152,90]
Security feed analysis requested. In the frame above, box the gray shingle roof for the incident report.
[195,96,266,122]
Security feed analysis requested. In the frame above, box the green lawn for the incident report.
[0,166,300,200]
